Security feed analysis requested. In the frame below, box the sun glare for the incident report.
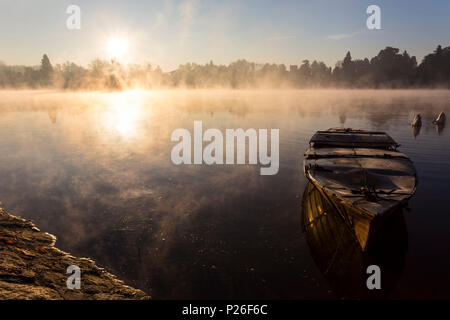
[107,37,129,59]
[103,91,145,138]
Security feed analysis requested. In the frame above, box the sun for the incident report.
[107,37,129,59]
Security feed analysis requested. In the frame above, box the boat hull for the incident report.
[302,128,417,249]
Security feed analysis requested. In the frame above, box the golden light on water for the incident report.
[103,91,145,138]
[108,104,141,136]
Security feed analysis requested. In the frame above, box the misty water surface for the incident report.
[0,89,449,299]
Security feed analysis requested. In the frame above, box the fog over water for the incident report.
[0,89,449,299]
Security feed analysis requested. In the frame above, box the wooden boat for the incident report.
[303,128,417,250]
[301,182,407,298]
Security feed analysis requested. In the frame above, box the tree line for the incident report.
[1,45,450,90]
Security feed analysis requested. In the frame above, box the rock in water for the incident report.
[0,208,150,300]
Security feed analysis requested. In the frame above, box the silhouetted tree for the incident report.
[40,54,53,86]
[369,47,417,87]
[1,46,450,89]
[298,60,311,87]
[341,51,356,85]
[417,45,450,87]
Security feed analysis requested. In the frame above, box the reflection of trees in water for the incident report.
[331,99,448,132]
[293,105,306,118]
[339,112,347,125]
[301,183,407,299]
[47,108,57,124]
[175,97,250,117]
[365,112,391,128]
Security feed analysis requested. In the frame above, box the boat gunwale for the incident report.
[304,153,411,161]
[310,128,400,149]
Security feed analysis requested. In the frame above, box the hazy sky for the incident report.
[1,0,449,71]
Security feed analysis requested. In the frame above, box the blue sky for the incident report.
[1,0,449,70]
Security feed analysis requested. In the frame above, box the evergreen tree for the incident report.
[40,54,53,86]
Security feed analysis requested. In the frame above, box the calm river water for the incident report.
[0,89,449,299]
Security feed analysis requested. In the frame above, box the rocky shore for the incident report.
[0,208,149,300]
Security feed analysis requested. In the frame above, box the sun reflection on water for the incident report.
[102,90,147,139]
